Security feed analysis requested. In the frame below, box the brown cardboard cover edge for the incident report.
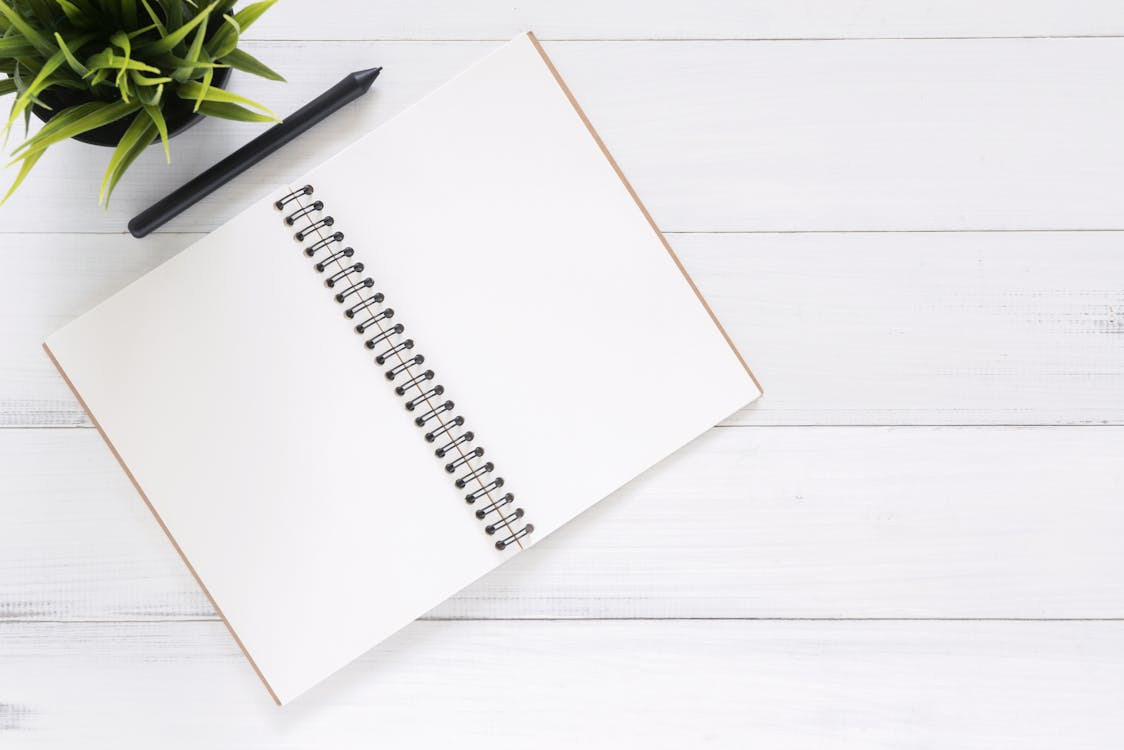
[526,31,763,393]
[42,342,283,706]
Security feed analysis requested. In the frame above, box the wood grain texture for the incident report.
[3,426,1122,621]
[4,231,1123,428]
[3,13,1124,745]
[2,620,1123,748]
[1,39,1122,233]
[241,0,1124,40]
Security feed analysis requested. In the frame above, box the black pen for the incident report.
[128,67,382,238]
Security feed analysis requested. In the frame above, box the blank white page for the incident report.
[45,191,510,705]
[294,33,761,542]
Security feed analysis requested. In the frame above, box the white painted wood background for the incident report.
[2,1,1123,746]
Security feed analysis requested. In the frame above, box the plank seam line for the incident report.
[239,35,1124,42]
[4,228,1124,238]
[6,424,1124,431]
[3,617,1123,624]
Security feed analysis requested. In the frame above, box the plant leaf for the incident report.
[192,60,212,112]
[55,0,95,28]
[0,0,56,57]
[23,0,57,27]
[110,31,133,100]
[136,1,216,55]
[186,15,210,64]
[219,47,284,82]
[195,99,276,123]
[5,49,67,132]
[0,148,43,205]
[133,78,161,105]
[11,99,140,159]
[160,0,183,30]
[128,70,171,86]
[139,0,167,35]
[4,93,15,148]
[110,31,131,55]
[158,52,224,82]
[206,13,239,59]
[126,22,159,39]
[176,80,276,117]
[141,100,169,162]
[0,37,37,57]
[54,32,90,76]
[100,111,156,206]
[232,0,279,36]
[204,12,235,59]
[0,77,14,96]
[174,8,210,81]
[83,47,115,72]
[85,47,162,75]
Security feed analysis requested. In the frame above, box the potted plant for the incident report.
[0,0,283,206]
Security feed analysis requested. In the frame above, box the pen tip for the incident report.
[351,67,382,90]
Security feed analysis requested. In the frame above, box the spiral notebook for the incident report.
[43,33,761,705]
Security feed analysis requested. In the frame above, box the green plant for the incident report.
[0,0,283,205]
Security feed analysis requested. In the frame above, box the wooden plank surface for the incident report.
[3,8,1123,747]
[5,231,1123,428]
[2,620,1122,748]
[4,426,1122,621]
[1,39,1122,234]
[243,0,1124,40]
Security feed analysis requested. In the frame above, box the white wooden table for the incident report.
[3,2,1124,746]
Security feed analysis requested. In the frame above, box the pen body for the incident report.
[128,69,381,238]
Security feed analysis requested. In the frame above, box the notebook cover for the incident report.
[43,33,761,705]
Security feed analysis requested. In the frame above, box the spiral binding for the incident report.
[275,185,534,551]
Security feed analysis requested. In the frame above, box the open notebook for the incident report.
[44,33,761,704]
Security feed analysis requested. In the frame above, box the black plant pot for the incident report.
[30,67,233,147]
